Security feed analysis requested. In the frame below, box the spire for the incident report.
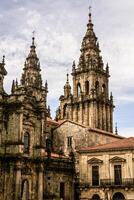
[45,80,48,93]
[87,6,93,30]
[64,73,71,98]
[47,105,51,118]
[2,55,5,65]
[106,63,109,75]
[11,80,15,94]
[21,35,43,88]
[0,55,7,76]
[115,123,118,135]
[27,34,38,61]
[72,60,76,73]
[77,7,104,72]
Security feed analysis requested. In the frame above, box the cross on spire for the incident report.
[89,6,92,13]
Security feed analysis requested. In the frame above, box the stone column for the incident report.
[110,106,113,133]
[84,102,89,126]
[73,77,77,97]
[103,104,107,131]
[89,101,94,128]
[105,105,108,131]
[107,106,111,132]
[15,162,21,200]
[99,103,103,130]
[79,103,83,124]
[19,110,23,153]
[68,105,73,121]
[38,164,44,200]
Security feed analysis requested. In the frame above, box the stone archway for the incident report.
[92,194,100,200]
[113,192,125,200]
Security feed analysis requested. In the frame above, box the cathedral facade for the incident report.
[0,6,133,200]
[0,37,74,200]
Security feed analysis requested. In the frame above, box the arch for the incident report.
[21,179,29,200]
[85,81,89,95]
[77,83,81,96]
[92,194,100,200]
[24,132,30,154]
[95,81,99,94]
[113,192,125,200]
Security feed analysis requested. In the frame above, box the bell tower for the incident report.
[57,10,114,133]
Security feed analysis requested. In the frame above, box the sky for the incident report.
[0,0,134,137]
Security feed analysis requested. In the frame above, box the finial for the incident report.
[32,31,35,46]
[88,6,92,21]
[48,105,51,118]
[11,80,15,94]
[45,80,48,91]
[110,92,113,102]
[73,60,76,66]
[72,60,76,72]
[115,123,118,135]
[66,73,69,83]
[16,78,18,86]
[24,61,26,67]
[2,55,5,65]
[106,63,109,74]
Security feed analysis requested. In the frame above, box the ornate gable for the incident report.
[109,156,126,163]
[87,157,103,164]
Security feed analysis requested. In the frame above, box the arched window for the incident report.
[85,81,89,95]
[113,192,125,200]
[21,179,29,200]
[95,81,99,94]
[92,194,100,200]
[24,132,30,154]
[102,84,106,93]
[77,83,81,96]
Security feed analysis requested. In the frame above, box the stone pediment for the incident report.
[109,156,126,163]
[87,157,103,164]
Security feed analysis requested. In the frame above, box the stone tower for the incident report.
[57,11,114,133]
[0,56,7,96]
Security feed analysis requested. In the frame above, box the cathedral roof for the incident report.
[79,137,134,153]
[46,117,59,126]
[54,119,124,139]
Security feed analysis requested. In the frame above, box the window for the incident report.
[67,136,72,148]
[92,166,99,186]
[114,165,122,185]
[77,83,81,96]
[60,182,65,199]
[24,132,30,154]
[85,81,89,95]
[95,81,99,94]
[113,192,125,200]
[92,194,100,200]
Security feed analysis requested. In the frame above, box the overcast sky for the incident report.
[0,0,134,137]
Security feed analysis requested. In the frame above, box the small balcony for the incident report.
[79,178,134,189]
[100,178,134,188]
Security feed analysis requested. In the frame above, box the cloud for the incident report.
[0,0,134,136]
